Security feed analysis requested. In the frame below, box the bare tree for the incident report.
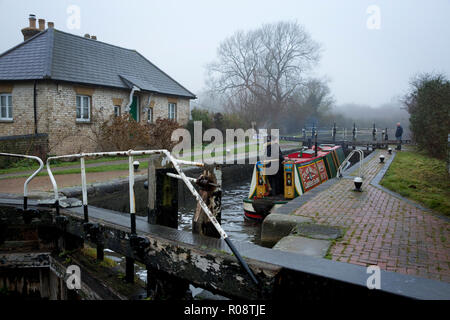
[207,21,321,128]
[280,78,334,133]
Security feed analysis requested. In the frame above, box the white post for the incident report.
[80,156,88,222]
[128,152,136,234]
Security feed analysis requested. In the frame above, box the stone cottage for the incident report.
[0,15,196,155]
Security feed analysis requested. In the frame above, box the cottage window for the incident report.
[147,108,153,123]
[168,102,177,120]
[114,105,121,117]
[76,95,91,122]
[0,93,12,120]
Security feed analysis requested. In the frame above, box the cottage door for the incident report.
[129,95,140,121]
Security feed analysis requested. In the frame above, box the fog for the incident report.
[1,0,449,108]
[332,102,410,129]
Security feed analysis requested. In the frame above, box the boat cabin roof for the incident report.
[284,145,340,164]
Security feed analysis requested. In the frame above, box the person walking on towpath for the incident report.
[395,122,403,150]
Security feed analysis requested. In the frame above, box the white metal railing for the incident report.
[337,149,365,178]
[46,149,203,218]
[0,153,44,210]
[46,149,259,286]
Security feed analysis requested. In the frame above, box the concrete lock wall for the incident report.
[0,268,70,300]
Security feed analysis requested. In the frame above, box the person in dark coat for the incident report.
[264,135,285,196]
[395,122,403,150]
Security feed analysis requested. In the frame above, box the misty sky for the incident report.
[1,0,449,107]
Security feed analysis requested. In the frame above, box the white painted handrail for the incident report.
[337,149,365,178]
[0,153,44,210]
[46,149,203,215]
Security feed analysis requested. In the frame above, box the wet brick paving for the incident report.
[293,150,450,283]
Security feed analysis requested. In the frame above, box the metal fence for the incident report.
[283,123,411,144]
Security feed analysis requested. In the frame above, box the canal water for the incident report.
[103,180,258,298]
[178,180,261,244]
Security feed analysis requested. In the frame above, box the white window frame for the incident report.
[147,107,153,123]
[0,93,13,121]
[114,105,121,117]
[168,102,177,120]
[76,95,91,122]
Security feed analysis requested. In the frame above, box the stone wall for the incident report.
[151,95,190,125]
[0,82,34,136]
[0,81,191,155]
[0,133,48,167]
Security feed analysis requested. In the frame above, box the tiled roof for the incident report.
[0,28,196,99]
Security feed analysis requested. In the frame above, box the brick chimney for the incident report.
[84,34,90,38]
[38,18,45,31]
[21,14,40,41]
[29,14,36,28]
[91,35,97,40]
[47,22,54,29]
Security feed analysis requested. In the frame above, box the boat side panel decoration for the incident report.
[248,165,258,199]
[323,153,336,178]
[297,161,322,193]
[336,147,346,164]
[294,163,303,197]
[330,149,340,170]
[316,159,328,182]
[283,162,296,199]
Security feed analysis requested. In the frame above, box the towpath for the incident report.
[291,149,450,283]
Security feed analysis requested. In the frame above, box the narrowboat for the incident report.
[243,144,345,222]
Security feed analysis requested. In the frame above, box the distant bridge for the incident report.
[280,124,413,149]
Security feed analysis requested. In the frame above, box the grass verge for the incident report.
[380,149,450,217]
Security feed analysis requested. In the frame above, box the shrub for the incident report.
[403,73,450,159]
[95,115,182,152]
[185,108,252,140]
[97,114,150,151]
[147,118,182,151]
